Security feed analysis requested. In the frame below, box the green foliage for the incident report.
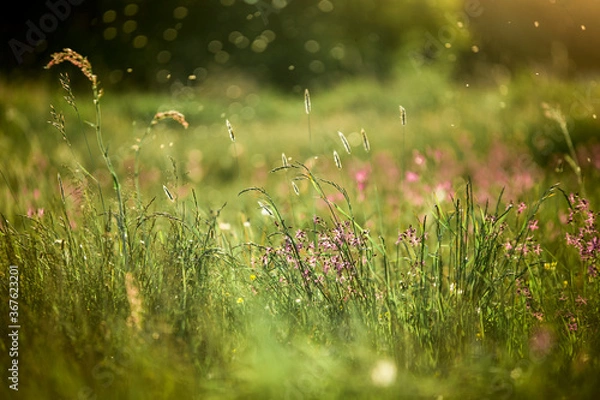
[1,50,600,398]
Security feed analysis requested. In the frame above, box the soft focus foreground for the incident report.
[1,41,600,400]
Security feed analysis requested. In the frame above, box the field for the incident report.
[1,50,600,399]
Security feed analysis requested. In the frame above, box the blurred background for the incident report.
[2,0,600,221]
[2,0,599,92]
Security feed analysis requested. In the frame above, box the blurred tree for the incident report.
[2,0,451,91]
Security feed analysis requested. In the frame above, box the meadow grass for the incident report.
[1,50,600,399]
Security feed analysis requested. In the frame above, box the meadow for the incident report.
[1,49,600,399]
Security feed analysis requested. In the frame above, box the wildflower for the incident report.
[406,171,419,182]
[517,202,527,214]
[236,297,244,304]
[532,311,544,322]
[529,219,539,231]
[323,258,331,275]
[27,207,45,218]
[575,295,588,306]
[396,225,421,246]
[306,255,318,268]
[543,261,557,270]
[354,168,370,200]
[587,237,600,258]
[250,274,257,281]
[295,229,307,241]
[559,293,567,301]
[564,193,599,267]
[413,151,425,166]
[516,279,532,298]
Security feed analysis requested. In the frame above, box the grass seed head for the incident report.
[338,131,352,154]
[333,150,342,169]
[57,173,66,204]
[162,185,175,202]
[399,105,407,126]
[45,48,98,88]
[152,111,189,129]
[282,152,289,168]
[361,128,370,153]
[59,73,77,109]
[304,88,311,114]
[292,181,300,196]
[226,119,235,142]
[49,105,67,140]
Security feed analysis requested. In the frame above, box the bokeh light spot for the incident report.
[208,40,223,53]
[173,6,189,19]
[304,40,320,53]
[163,28,178,41]
[215,51,230,63]
[330,44,345,60]
[251,38,268,53]
[103,10,117,24]
[262,30,276,42]
[108,69,123,84]
[103,27,117,40]
[318,0,334,12]
[123,20,137,34]
[227,85,243,99]
[309,60,325,73]
[193,67,208,81]
[133,35,148,48]
[156,69,171,83]
[124,4,139,17]
[157,50,172,64]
